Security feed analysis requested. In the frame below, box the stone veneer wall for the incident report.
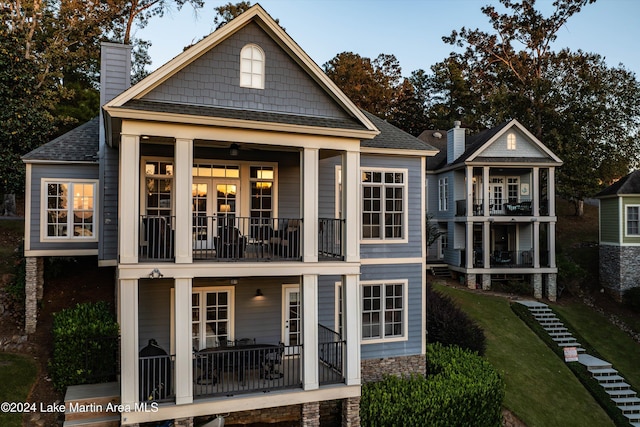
[600,245,640,300]
[221,404,301,425]
[25,257,44,334]
[360,354,426,383]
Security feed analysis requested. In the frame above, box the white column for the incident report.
[549,222,557,268]
[483,222,491,268]
[548,168,556,217]
[343,151,360,262]
[302,274,318,390]
[174,277,193,404]
[465,221,473,269]
[343,274,360,386]
[119,279,139,405]
[174,138,193,264]
[533,221,540,268]
[532,167,539,216]
[119,134,140,264]
[302,148,319,262]
[466,166,473,216]
[483,166,490,215]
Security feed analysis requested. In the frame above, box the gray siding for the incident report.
[138,279,172,352]
[29,164,99,252]
[600,198,620,243]
[99,144,118,261]
[318,275,341,331]
[479,128,547,158]
[318,155,340,220]
[143,22,349,120]
[278,157,301,219]
[360,264,423,359]
[360,155,423,260]
[519,224,533,250]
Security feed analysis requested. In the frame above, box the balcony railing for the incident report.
[456,198,537,216]
[318,324,344,385]
[139,354,175,403]
[139,215,346,262]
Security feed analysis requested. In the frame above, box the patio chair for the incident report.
[261,343,285,380]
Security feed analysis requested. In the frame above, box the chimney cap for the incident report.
[454,120,461,128]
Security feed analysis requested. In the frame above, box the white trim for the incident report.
[360,167,409,243]
[24,164,32,251]
[25,249,98,257]
[624,204,640,238]
[190,286,236,350]
[240,43,265,89]
[334,281,343,337]
[360,279,408,344]
[281,283,300,346]
[334,165,342,220]
[360,147,437,157]
[98,259,117,267]
[360,257,422,265]
[39,178,99,243]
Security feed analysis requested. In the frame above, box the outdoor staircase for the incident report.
[429,266,450,278]
[518,301,640,426]
[63,382,120,427]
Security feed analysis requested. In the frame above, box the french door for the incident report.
[192,178,239,250]
[282,285,300,354]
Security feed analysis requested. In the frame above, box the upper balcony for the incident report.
[455,198,549,217]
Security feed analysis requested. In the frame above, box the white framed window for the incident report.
[144,159,173,217]
[41,179,98,241]
[626,206,640,236]
[361,169,407,241]
[507,132,516,150]
[361,280,407,343]
[240,44,265,89]
[507,177,519,202]
[192,287,235,350]
[335,281,343,337]
[439,233,448,259]
[438,177,448,211]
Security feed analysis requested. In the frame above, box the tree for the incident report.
[436,0,640,215]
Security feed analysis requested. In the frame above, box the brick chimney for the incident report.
[447,120,466,164]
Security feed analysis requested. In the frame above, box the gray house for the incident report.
[421,120,562,300]
[22,5,436,426]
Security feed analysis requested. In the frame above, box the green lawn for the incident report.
[0,353,38,427]
[554,302,640,392]
[434,282,614,427]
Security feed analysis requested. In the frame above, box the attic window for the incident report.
[240,44,265,89]
[507,133,516,150]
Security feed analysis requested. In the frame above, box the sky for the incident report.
[138,0,640,78]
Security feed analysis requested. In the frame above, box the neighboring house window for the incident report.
[439,233,447,259]
[438,178,448,211]
[361,170,406,240]
[507,133,516,150]
[627,206,640,236]
[192,287,234,350]
[240,44,265,89]
[43,180,97,240]
[145,160,173,217]
[361,281,406,341]
[507,177,519,202]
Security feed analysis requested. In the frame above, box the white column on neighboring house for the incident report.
[302,274,319,390]
[466,165,473,216]
[532,167,539,216]
[533,221,540,268]
[466,221,474,270]
[302,148,319,262]
[343,150,360,262]
[483,221,491,268]
[119,279,139,406]
[549,222,557,268]
[174,277,193,404]
[174,138,193,264]
[548,168,556,217]
[343,274,360,386]
[120,135,140,264]
[483,166,490,215]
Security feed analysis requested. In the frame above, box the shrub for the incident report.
[623,287,640,313]
[50,301,119,391]
[361,343,504,427]
[427,283,486,355]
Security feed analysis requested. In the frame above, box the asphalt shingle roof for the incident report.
[362,111,437,152]
[22,117,100,163]
[595,170,640,197]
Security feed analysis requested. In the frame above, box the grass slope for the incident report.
[434,282,613,427]
[0,353,38,427]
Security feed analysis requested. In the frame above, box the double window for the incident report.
[361,169,406,240]
[361,281,406,342]
[627,206,640,236]
[42,180,97,240]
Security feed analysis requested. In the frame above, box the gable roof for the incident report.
[21,118,99,163]
[422,119,562,171]
[595,170,640,198]
[104,4,378,138]
[363,111,438,153]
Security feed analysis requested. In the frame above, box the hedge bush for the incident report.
[361,343,504,427]
[50,301,119,391]
[427,283,487,355]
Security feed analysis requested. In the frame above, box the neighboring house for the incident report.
[22,5,437,426]
[420,120,562,301]
[594,170,640,300]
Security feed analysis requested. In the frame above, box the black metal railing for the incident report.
[318,218,344,260]
[139,354,175,403]
[140,215,176,261]
[489,250,534,267]
[456,198,537,216]
[193,343,302,398]
[318,324,344,385]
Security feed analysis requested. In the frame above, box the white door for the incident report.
[192,179,240,250]
[490,183,504,214]
[192,179,212,250]
[282,285,301,353]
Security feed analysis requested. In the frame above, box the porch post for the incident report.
[548,168,556,216]
[302,148,319,262]
[466,165,473,215]
[174,138,193,264]
[343,274,361,386]
[533,221,540,268]
[302,274,319,390]
[174,277,193,404]
[548,222,557,268]
[465,221,473,273]
[120,134,140,264]
[482,166,490,215]
[119,278,139,406]
[483,221,491,268]
[343,150,360,262]
[532,167,539,216]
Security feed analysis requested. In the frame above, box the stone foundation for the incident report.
[361,354,426,383]
[547,273,557,302]
[532,273,542,299]
[173,418,193,427]
[342,396,360,427]
[465,273,476,289]
[301,401,320,426]
[222,404,300,425]
[600,245,640,300]
[482,274,491,290]
[25,257,44,334]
